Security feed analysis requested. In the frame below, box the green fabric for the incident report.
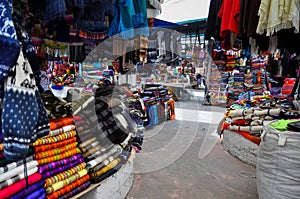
[269,119,300,131]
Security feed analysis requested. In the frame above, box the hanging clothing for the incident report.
[205,0,223,40]
[107,0,135,39]
[217,0,240,39]
[257,0,300,36]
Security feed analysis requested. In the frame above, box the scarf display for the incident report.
[57,181,91,199]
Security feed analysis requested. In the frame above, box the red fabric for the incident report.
[218,0,240,38]
[235,131,261,145]
[0,173,42,198]
[231,119,251,126]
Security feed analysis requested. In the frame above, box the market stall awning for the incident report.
[174,18,207,34]
[152,18,183,28]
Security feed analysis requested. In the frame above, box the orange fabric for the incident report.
[49,117,74,130]
[34,137,77,153]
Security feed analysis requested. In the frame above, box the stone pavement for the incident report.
[126,91,258,199]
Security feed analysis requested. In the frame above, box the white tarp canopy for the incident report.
[156,0,210,23]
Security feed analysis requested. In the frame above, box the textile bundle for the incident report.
[33,117,90,199]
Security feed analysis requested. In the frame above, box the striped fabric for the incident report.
[90,151,121,173]
[91,163,122,183]
[49,125,76,137]
[90,158,121,179]
[58,181,91,199]
[45,169,88,194]
[37,148,81,165]
[34,137,77,153]
[45,162,86,187]
[35,142,78,159]
[42,157,84,179]
[87,145,122,168]
[38,154,82,174]
[46,174,90,199]
[0,155,35,174]
[0,167,37,190]
[0,160,38,183]
[0,173,42,198]
[32,130,77,146]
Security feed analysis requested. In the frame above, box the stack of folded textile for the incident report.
[222,100,282,145]
[227,72,245,100]
[0,151,42,199]
[32,116,90,199]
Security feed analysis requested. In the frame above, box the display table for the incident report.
[222,130,258,167]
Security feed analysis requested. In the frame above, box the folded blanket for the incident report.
[82,146,103,158]
[0,167,38,190]
[0,173,42,198]
[45,162,86,187]
[78,137,97,149]
[36,142,78,160]
[87,145,122,169]
[49,117,74,131]
[90,151,121,173]
[90,158,121,180]
[38,154,82,174]
[24,187,46,199]
[47,174,90,199]
[79,141,99,153]
[58,181,91,199]
[0,160,38,183]
[42,157,84,179]
[0,155,35,174]
[91,163,122,183]
[32,130,77,146]
[46,169,88,194]
[84,144,115,162]
[37,148,81,165]
[34,137,77,153]
[8,180,45,199]
[49,125,76,137]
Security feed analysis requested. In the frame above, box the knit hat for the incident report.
[0,0,21,97]
[2,50,39,160]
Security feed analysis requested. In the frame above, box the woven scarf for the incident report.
[49,125,76,137]
[49,117,74,131]
[57,181,91,199]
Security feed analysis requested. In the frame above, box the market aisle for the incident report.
[126,94,258,199]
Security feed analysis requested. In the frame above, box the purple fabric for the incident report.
[8,180,45,199]
[38,154,82,174]
[24,187,45,199]
[42,158,84,179]
[0,132,3,143]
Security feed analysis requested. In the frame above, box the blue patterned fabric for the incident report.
[0,0,20,94]
[8,180,45,199]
